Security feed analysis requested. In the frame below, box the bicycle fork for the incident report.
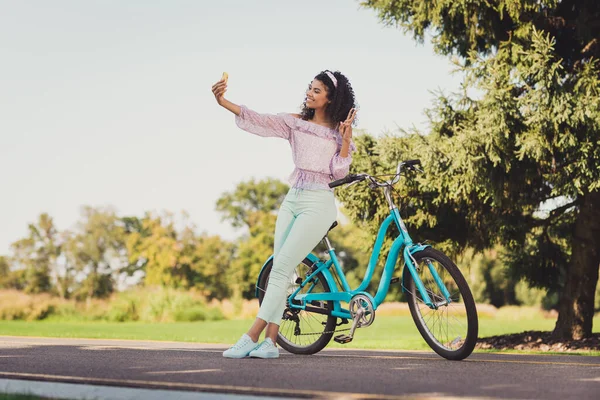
[403,247,452,309]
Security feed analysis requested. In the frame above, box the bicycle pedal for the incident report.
[333,334,353,344]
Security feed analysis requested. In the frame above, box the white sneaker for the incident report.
[248,338,279,359]
[222,334,258,358]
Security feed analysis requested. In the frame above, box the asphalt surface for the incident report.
[0,336,599,399]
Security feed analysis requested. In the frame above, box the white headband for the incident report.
[325,71,338,88]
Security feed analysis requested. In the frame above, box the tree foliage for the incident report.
[9,214,62,295]
[216,178,289,229]
[65,206,124,300]
[359,0,600,339]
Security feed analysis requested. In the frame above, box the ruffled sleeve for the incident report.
[235,105,291,140]
[329,139,356,180]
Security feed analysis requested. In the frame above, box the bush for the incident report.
[105,293,139,322]
[47,302,80,321]
[514,280,548,307]
[0,290,60,321]
[139,287,223,322]
[0,288,225,322]
[173,305,223,322]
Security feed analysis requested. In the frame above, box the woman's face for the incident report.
[305,79,330,110]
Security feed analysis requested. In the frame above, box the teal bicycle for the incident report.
[255,160,478,360]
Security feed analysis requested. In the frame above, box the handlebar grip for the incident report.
[404,159,421,167]
[328,174,358,188]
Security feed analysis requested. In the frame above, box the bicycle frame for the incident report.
[289,211,432,320]
[255,177,451,321]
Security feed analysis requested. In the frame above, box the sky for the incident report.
[0,0,464,255]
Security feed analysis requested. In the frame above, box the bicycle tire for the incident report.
[405,248,478,360]
[257,257,336,355]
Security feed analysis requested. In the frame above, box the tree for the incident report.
[185,232,235,300]
[66,206,125,299]
[0,256,8,281]
[457,247,521,307]
[124,211,185,288]
[123,211,234,299]
[356,0,600,339]
[0,255,25,290]
[8,213,65,295]
[216,178,290,229]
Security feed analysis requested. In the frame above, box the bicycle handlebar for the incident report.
[404,159,421,167]
[328,174,365,188]
[328,159,422,189]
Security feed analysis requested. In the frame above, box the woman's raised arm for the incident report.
[211,78,241,115]
[211,75,291,140]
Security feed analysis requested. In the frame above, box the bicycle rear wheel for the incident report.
[257,257,336,355]
[405,248,478,360]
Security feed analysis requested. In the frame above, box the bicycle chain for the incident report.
[294,327,351,336]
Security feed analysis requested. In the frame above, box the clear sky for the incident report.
[0,0,463,255]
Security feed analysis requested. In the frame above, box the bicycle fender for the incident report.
[254,253,322,298]
[254,255,274,299]
[401,244,431,293]
[409,243,430,255]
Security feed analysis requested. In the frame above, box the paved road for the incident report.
[0,336,599,399]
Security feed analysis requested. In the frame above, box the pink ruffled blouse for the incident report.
[235,105,356,191]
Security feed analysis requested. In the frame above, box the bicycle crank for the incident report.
[334,294,376,344]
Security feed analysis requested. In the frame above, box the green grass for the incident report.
[1,315,598,354]
[0,319,252,343]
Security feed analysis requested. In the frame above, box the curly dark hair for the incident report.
[299,70,358,128]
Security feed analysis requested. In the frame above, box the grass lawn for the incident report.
[1,314,598,354]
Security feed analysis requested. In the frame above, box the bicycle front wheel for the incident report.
[257,257,336,355]
[405,248,478,360]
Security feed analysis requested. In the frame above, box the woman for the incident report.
[211,70,357,359]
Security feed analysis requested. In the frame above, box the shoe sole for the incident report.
[223,354,250,359]
[248,352,279,359]
[223,349,256,359]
